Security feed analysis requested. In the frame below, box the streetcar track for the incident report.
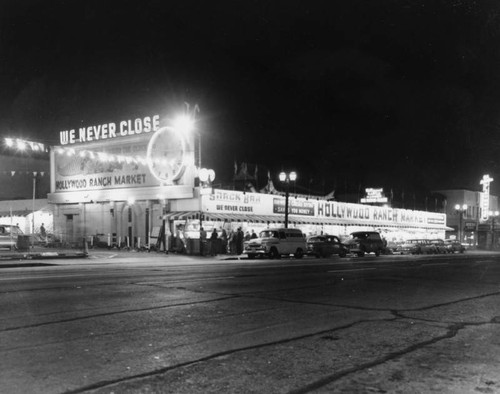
[0,295,239,332]
[61,317,399,394]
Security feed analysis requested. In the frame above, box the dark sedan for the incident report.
[444,239,466,253]
[306,235,348,258]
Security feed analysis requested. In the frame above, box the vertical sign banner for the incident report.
[480,174,493,221]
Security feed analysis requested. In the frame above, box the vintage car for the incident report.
[0,224,24,250]
[397,239,437,255]
[345,231,384,257]
[429,239,448,254]
[306,235,348,258]
[444,239,466,253]
[243,228,307,259]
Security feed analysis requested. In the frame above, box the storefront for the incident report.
[48,114,197,248]
[164,189,452,254]
[47,114,451,251]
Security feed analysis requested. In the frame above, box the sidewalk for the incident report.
[0,247,244,268]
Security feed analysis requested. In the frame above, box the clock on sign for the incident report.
[146,127,187,184]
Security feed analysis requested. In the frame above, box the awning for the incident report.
[162,211,200,220]
[0,210,32,217]
[162,211,453,231]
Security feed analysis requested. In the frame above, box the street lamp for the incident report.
[454,204,467,244]
[198,168,216,230]
[279,171,297,228]
[489,210,499,249]
[174,103,200,168]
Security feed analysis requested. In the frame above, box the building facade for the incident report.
[47,114,197,247]
[44,113,452,251]
[435,189,500,249]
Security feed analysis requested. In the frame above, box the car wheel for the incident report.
[248,254,256,259]
[357,251,365,257]
[269,248,279,259]
[295,248,304,259]
[339,250,346,258]
[375,249,381,257]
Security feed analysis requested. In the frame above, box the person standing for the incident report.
[199,227,207,256]
[210,229,218,256]
[220,228,228,254]
[228,230,235,254]
[40,223,46,239]
[236,227,244,255]
[251,229,258,239]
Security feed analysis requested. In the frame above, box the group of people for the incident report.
[198,227,259,256]
[173,225,260,256]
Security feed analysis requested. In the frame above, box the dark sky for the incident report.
[2,0,500,197]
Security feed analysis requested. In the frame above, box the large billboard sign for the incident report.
[53,116,195,192]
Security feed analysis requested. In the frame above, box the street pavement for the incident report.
[1,246,498,268]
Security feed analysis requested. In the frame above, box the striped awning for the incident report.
[162,211,452,231]
[0,210,32,217]
[162,211,200,220]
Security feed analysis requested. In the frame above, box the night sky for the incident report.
[2,0,500,198]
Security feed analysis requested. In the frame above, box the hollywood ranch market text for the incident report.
[55,174,147,190]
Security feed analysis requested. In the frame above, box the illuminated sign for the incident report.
[273,198,315,216]
[59,115,161,145]
[146,127,187,184]
[53,127,195,192]
[360,188,388,203]
[202,190,447,228]
[480,174,493,221]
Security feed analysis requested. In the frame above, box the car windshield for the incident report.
[0,226,22,236]
[259,230,278,238]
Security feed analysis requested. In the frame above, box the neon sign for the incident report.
[360,188,388,203]
[480,174,493,221]
[59,115,160,145]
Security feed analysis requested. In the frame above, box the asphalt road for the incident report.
[1,251,500,394]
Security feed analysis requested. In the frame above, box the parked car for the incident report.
[345,231,384,257]
[0,224,24,250]
[444,239,466,253]
[243,228,307,259]
[429,239,448,254]
[306,235,348,258]
[397,239,437,255]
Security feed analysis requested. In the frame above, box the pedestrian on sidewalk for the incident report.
[236,227,244,255]
[210,229,218,256]
[199,227,207,256]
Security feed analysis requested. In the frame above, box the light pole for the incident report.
[279,171,297,228]
[198,168,216,229]
[489,210,499,249]
[455,204,467,244]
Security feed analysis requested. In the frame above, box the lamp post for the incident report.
[489,210,499,249]
[198,168,216,229]
[279,171,297,228]
[455,204,467,244]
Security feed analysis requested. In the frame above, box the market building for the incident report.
[47,113,197,248]
[165,188,451,254]
[45,112,452,252]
